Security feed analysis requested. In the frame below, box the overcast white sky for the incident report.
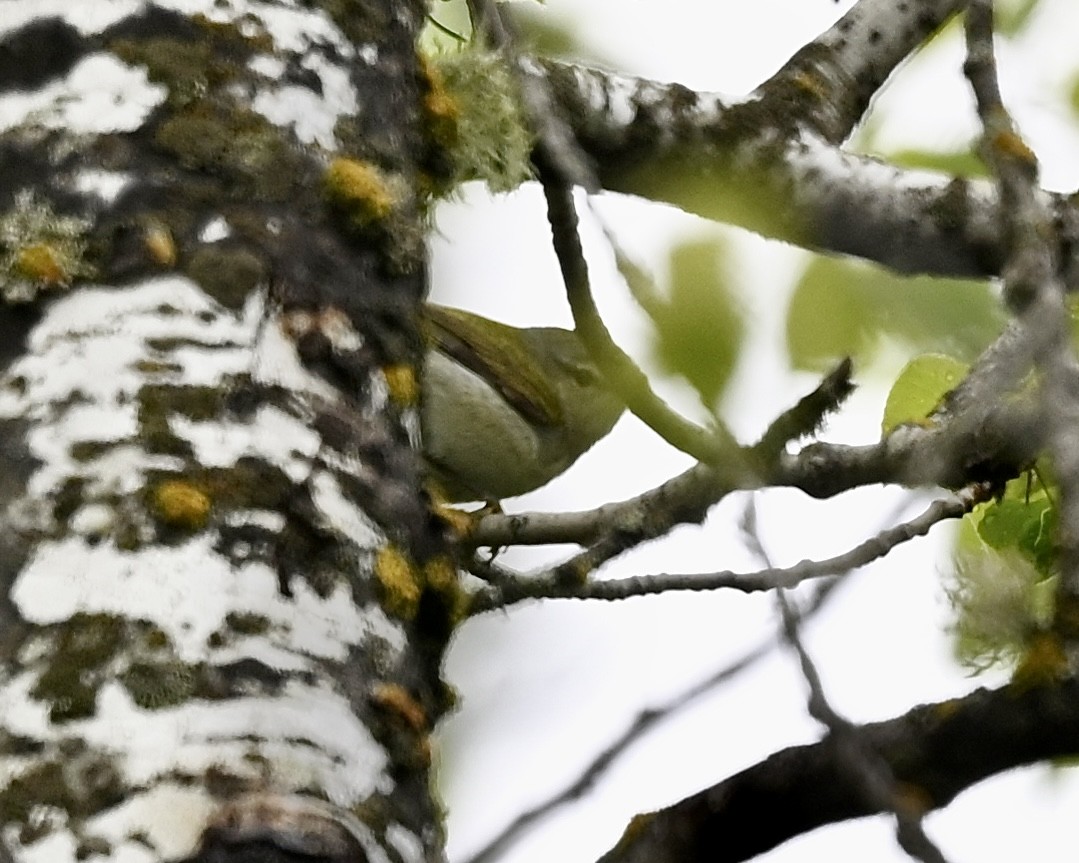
[431,2,1079,862]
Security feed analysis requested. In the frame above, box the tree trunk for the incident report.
[0,4,452,861]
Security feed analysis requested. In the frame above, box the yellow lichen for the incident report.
[383,363,419,408]
[323,157,400,226]
[14,243,66,283]
[609,812,658,857]
[791,69,829,101]
[375,545,423,619]
[1011,631,1069,690]
[425,553,460,590]
[931,698,962,721]
[564,557,593,586]
[425,86,460,128]
[429,497,479,540]
[423,555,456,593]
[892,782,934,818]
[420,54,461,150]
[991,127,1038,168]
[370,682,428,733]
[144,222,177,267]
[423,554,466,621]
[151,479,212,531]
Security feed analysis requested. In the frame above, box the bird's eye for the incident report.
[563,360,602,388]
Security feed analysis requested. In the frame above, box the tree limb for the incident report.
[531,0,1079,279]
[597,679,1079,863]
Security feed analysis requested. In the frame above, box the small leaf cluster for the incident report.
[879,348,1058,674]
[946,472,1057,673]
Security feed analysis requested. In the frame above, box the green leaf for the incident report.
[881,353,968,434]
[650,237,745,409]
[979,496,1048,550]
[975,472,1058,574]
[420,0,472,51]
[786,256,1004,371]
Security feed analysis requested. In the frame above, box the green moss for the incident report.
[315,0,392,45]
[120,661,198,709]
[136,382,225,458]
[31,614,125,722]
[111,16,270,106]
[142,626,172,651]
[0,762,65,823]
[75,836,112,859]
[154,105,301,200]
[143,427,195,459]
[137,460,294,543]
[225,612,271,636]
[0,733,44,758]
[206,631,226,649]
[112,38,233,107]
[139,384,224,421]
[132,359,183,375]
[18,817,51,846]
[69,441,121,463]
[928,177,974,233]
[114,520,143,551]
[127,831,154,849]
[197,460,294,512]
[184,244,266,310]
[52,477,87,525]
[0,749,125,835]
[202,763,252,798]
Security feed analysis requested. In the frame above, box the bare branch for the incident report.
[597,679,1079,863]
[468,486,987,611]
[755,0,966,143]
[529,0,1079,279]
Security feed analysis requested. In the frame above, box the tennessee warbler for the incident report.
[421,304,624,501]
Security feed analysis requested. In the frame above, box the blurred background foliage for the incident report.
[649,237,745,411]
[785,257,1005,372]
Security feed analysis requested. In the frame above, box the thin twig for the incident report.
[459,577,842,863]
[466,361,858,551]
[542,182,750,472]
[742,502,951,863]
[775,587,951,863]
[468,484,989,611]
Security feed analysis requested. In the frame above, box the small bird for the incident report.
[421,304,624,501]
